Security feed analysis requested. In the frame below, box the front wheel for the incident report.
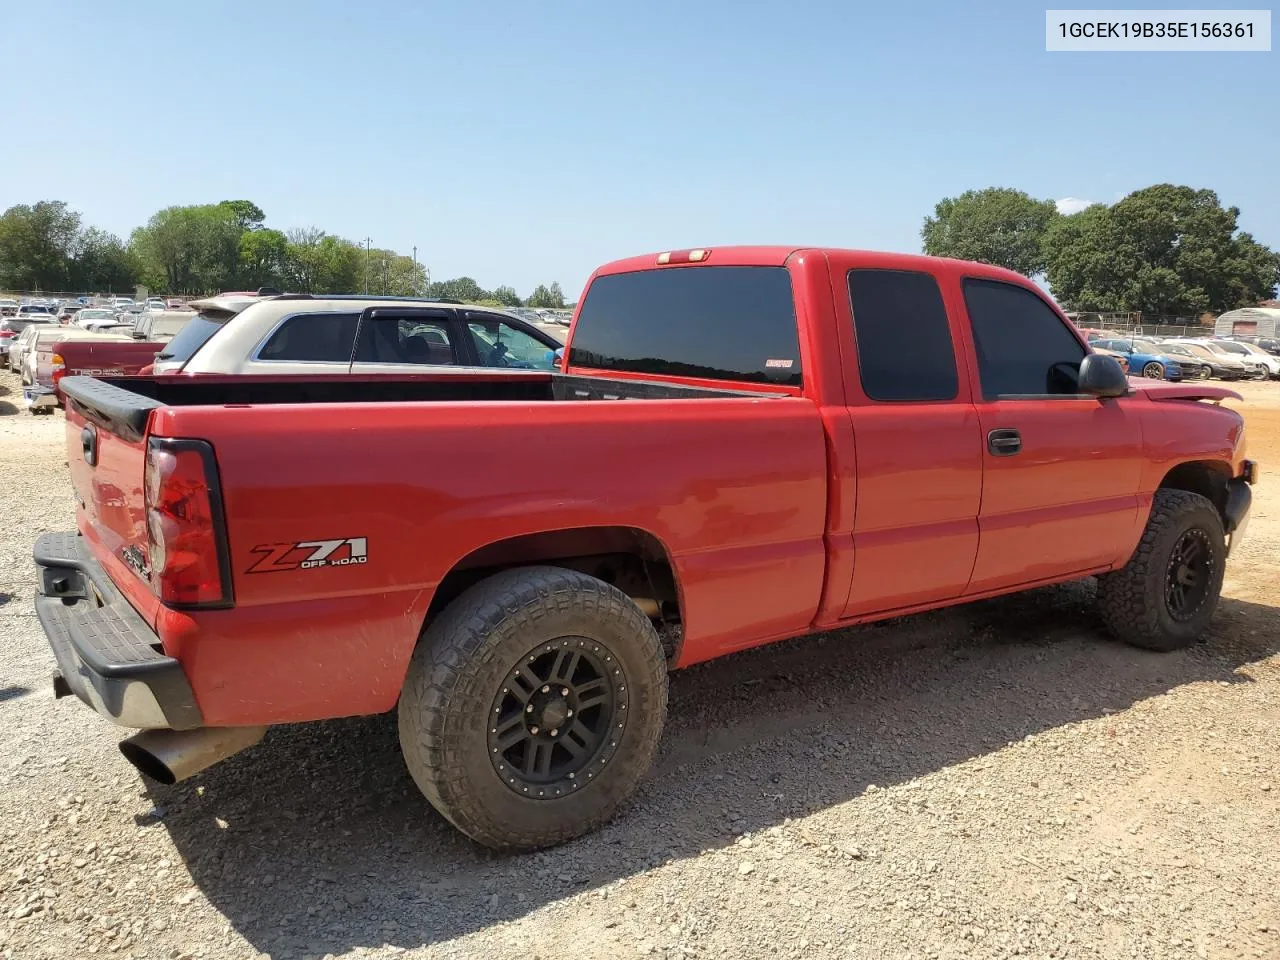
[398,565,668,850]
[1142,362,1165,379]
[1097,489,1225,651]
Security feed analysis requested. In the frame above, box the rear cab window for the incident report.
[568,266,801,387]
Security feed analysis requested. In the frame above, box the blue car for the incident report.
[1093,338,1183,380]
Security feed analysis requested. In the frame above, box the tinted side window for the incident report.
[964,280,1086,398]
[466,314,558,369]
[354,317,457,365]
[569,266,801,386]
[848,269,957,401]
[258,312,359,362]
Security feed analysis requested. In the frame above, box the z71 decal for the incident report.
[246,537,368,573]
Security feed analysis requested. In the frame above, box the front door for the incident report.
[958,278,1144,594]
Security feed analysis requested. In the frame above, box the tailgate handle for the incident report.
[81,425,98,467]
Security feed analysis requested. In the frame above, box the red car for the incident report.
[37,247,1254,850]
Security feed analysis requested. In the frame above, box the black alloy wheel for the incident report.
[487,637,627,799]
[1164,528,1215,623]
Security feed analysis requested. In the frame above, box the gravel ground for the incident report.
[1,368,1278,960]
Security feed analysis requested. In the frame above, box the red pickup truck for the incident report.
[36,247,1255,850]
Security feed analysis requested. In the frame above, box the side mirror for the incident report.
[1079,353,1129,398]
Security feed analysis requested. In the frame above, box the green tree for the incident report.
[366,248,428,296]
[219,200,266,232]
[921,188,1059,276]
[548,281,566,308]
[1043,185,1280,315]
[526,284,553,308]
[0,201,82,289]
[282,229,362,293]
[429,276,484,301]
[70,228,138,293]
[238,228,289,289]
[130,204,242,293]
[489,285,522,307]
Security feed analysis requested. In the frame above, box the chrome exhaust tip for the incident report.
[119,726,268,785]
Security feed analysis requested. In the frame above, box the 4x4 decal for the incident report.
[246,537,368,573]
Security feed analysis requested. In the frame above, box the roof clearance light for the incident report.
[656,249,712,266]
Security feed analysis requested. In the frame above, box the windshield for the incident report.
[21,305,52,315]
[150,316,192,338]
[1214,341,1249,355]
[1131,340,1160,352]
[4,319,52,333]
[79,309,113,320]
[154,313,226,363]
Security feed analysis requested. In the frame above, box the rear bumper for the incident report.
[33,532,202,730]
[23,384,58,409]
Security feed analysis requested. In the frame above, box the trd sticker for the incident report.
[246,537,368,573]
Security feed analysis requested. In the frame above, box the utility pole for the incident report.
[363,238,371,294]
[412,246,419,296]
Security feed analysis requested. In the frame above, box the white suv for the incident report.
[164,295,563,376]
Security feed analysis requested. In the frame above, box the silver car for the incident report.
[5,320,56,372]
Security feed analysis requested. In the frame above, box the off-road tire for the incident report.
[1097,489,1225,651]
[397,565,668,851]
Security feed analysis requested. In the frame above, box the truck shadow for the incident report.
[147,582,1280,960]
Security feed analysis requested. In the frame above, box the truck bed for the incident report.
[61,372,775,439]
[59,369,828,722]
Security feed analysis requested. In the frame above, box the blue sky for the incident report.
[2,0,1275,297]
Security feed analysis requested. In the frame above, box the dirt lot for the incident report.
[1,370,1277,960]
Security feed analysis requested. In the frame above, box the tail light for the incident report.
[144,438,233,607]
[0,330,13,339]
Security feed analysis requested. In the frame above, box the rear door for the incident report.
[957,278,1144,593]
[348,307,463,372]
[832,259,984,617]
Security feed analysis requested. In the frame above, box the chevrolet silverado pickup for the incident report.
[36,247,1255,851]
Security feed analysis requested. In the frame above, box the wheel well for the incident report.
[425,527,682,660]
[1159,461,1230,521]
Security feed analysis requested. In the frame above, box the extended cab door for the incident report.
[957,278,1143,593]
[348,307,463,372]
[832,260,984,617]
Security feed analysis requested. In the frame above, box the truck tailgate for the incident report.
[55,339,163,382]
[63,388,163,631]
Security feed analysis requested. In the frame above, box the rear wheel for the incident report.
[1142,362,1165,379]
[1097,489,1225,651]
[398,565,668,850]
